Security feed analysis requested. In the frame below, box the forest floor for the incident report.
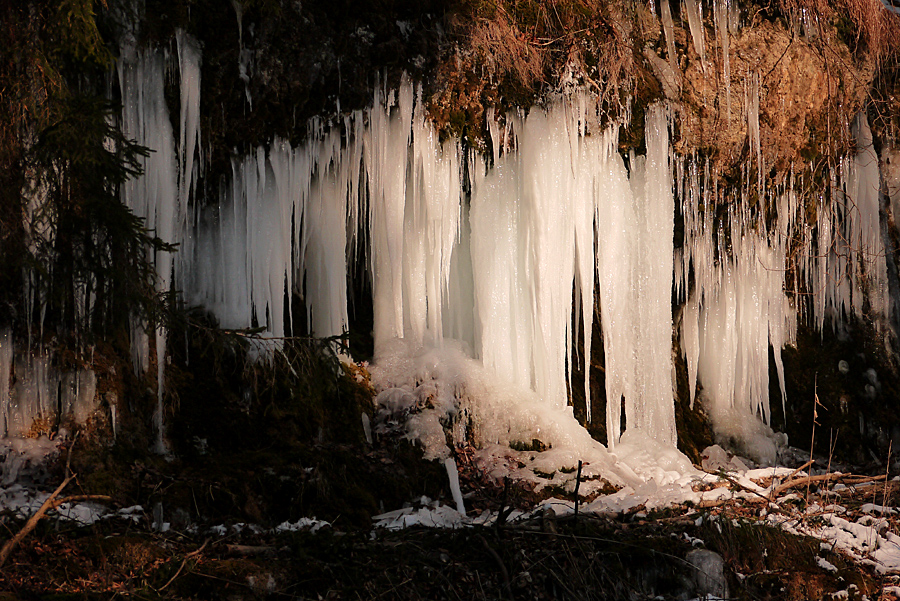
[2,436,900,600]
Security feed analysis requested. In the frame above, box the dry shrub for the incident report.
[837,0,900,62]
[780,0,900,64]
[24,415,55,439]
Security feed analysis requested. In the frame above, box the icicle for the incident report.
[445,458,466,515]
[683,0,707,67]
[748,72,762,192]
[714,0,732,125]
[8,353,56,437]
[849,112,888,327]
[660,0,679,78]
[809,112,889,334]
[572,99,597,423]
[232,0,253,108]
[175,30,202,277]
[304,136,351,339]
[119,31,203,452]
[626,104,676,444]
[487,107,501,166]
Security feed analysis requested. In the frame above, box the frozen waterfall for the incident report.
[103,38,898,456]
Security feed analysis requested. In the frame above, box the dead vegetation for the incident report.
[779,0,900,65]
[426,0,900,186]
[427,0,635,144]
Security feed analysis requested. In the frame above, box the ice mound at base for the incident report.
[369,338,699,493]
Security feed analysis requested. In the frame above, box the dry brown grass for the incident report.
[468,11,546,90]
[449,0,635,92]
[24,415,55,439]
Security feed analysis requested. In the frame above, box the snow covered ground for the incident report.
[365,342,900,577]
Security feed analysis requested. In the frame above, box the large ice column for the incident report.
[400,93,462,346]
[184,142,298,348]
[694,232,790,424]
[180,129,357,349]
[845,113,888,326]
[517,107,580,408]
[176,30,202,245]
[624,104,677,445]
[182,157,252,329]
[363,78,464,351]
[303,136,350,339]
[572,110,602,423]
[469,150,532,388]
[470,100,677,444]
[364,78,415,347]
[118,29,202,451]
[470,101,588,410]
[593,131,640,445]
[182,81,462,353]
[118,39,176,375]
[807,112,889,333]
[680,176,796,460]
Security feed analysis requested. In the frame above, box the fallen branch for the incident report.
[784,460,816,484]
[771,473,886,497]
[0,485,114,567]
[0,435,112,568]
[695,466,774,506]
[0,475,73,567]
[225,544,276,556]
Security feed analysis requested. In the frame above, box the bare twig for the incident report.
[478,534,513,601]
[808,375,824,504]
[785,459,816,483]
[573,460,583,524]
[883,441,893,510]
[158,539,210,592]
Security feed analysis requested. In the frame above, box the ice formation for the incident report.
[102,17,895,471]
[675,106,891,461]
[713,0,733,123]
[468,100,677,446]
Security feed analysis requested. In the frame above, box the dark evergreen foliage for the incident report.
[0,0,167,351]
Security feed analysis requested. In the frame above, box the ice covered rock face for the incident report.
[0,330,99,439]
